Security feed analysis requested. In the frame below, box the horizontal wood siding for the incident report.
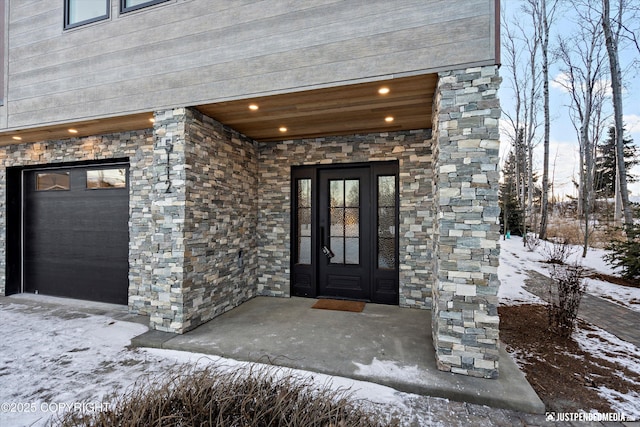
[4,0,497,130]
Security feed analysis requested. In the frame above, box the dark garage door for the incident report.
[23,164,129,305]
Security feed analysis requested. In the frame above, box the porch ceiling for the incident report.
[0,113,156,147]
[0,74,435,146]
[196,74,436,142]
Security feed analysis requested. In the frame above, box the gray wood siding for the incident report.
[4,0,497,130]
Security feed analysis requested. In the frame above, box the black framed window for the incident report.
[121,0,168,13]
[64,0,109,29]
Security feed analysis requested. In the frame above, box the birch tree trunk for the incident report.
[557,0,608,258]
[539,0,556,240]
[602,0,633,226]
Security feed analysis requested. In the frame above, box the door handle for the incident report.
[320,227,335,259]
[322,245,335,259]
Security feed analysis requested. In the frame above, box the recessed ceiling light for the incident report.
[12,136,22,141]
[378,87,390,95]
[68,128,78,134]
[149,118,155,123]
[249,104,259,111]
[385,116,394,123]
[279,126,288,132]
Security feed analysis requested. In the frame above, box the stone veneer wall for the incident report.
[183,109,259,328]
[149,108,258,332]
[432,65,501,378]
[257,130,434,309]
[0,131,155,311]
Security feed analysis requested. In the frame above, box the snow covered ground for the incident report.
[573,325,640,417]
[499,235,640,419]
[2,236,638,425]
[0,299,457,427]
[0,301,406,426]
[498,236,640,312]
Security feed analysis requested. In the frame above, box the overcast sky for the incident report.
[499,0,640,200]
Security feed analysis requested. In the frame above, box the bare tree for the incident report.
[601,0,639,226]
[556,0,610,257]
[530,0,559,240]
[501,6,543,246]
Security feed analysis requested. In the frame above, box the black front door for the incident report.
[318,167,371,300]
[291,162,399,304]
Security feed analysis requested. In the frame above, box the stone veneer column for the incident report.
[149,108,188,332]
[432,66,501,378]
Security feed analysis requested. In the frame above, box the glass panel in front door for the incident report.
[329,179,360,264]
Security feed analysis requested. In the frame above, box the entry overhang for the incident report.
[0,74,435,146]
[196,74,435,142]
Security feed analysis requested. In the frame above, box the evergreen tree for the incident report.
[605,220,640,280]
[595,126,638,198]
[500,151,524,236]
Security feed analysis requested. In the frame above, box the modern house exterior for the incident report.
[0,0,501,378]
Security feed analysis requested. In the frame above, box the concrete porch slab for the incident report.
[132,296,545,414]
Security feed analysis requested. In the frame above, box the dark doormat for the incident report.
[311,299,366,312]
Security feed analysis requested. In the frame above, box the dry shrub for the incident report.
[547,264,586,338]
[51,365,397,427]
[542,238,575,265]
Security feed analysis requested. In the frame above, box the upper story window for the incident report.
[64,0,109,29]
[64,0,170,30]
[121,0,169,13]
[64,0,109,28]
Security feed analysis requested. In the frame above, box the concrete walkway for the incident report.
[7,293,638,426]
[580,293,640,348]
[132,296,544,414]
[525,270,640,348]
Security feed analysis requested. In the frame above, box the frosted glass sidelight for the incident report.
[296,179,312,264]
[377,176,396,269]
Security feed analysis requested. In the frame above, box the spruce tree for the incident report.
[595,126,637,198]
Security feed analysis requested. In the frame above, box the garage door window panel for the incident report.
[86,168,127,189]
[36,172,70,191]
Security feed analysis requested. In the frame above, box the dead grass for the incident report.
[545,217,624,249]
[51,365,398,427]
